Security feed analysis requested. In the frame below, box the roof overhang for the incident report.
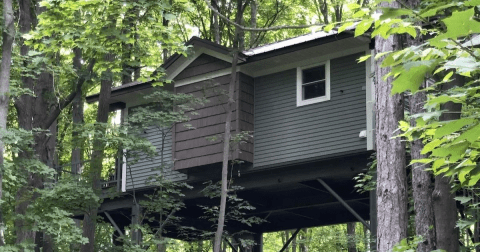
[86,32,372,104]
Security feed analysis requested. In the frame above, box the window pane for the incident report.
[303,81,325,100]
[302,66,325,84]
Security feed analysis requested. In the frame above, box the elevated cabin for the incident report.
[87,31,376,248]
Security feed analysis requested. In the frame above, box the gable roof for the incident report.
[87,30,364,103]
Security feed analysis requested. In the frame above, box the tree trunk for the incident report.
[299,228,308,252]
[249,0,257,47]
[14,0,36,246]
[213,1,244,251]
[374,2,408,251]
[403,0,437,250]
[433,75,462,252]
[320,0,329,24]
[72,47,84,175]
[292,231,297,252]
[0,0,15,246]
[80,52,114,252]
[347,223,357,252]
[212,0,220,44]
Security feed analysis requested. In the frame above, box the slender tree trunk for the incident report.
[347,223,357,252]
[299,229,308,252]
[72,47,84,175]
[433,75,462,252]
[71,47,84,251]
[320,0,329,24]
[0,0,16,246]
[292,231,297,252]
[213,1,245,251]
[249,0,257,47]
[80,52,114,252]
[212,0,220,44]
[374,2,408,251]
[213,39,239,252]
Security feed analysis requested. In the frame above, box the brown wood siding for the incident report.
[174,72,254,170]
[175,54,231,81]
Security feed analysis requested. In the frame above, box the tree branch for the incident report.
[42,59,96,130]
[202,0,326,31]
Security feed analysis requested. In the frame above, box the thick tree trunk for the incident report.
[404,0,437,250]
[14,0,36,246]
[80,53,114,252]
[374,2,408,251]
[347,223,357,252]
[432,76,462,252]
[0,0,16,246]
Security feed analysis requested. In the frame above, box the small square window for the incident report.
[297,61,330,106]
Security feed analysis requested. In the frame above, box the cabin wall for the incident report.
[173,73,254,170]
[253,53,367,169]
[125,126,187,191]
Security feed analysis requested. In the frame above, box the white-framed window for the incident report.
[296,60,330,106]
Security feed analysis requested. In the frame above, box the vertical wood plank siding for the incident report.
[253,53,367,168]
[174,72,254,170]
[125,128,187,190]
[175,54,231,80]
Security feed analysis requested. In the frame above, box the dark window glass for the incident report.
[303,81,326,100]
[302,66,325,84]
[302,65,326,100]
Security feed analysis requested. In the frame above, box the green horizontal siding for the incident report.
[253,53,367,168]
[125,127,187,190]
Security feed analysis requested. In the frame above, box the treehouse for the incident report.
[86,31,376,251]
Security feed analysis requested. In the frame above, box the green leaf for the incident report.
[455,196,473,204]
[324,23,335,32]
[429,8,480,47]
[164,13,176,21]
[379,8,413,19]
[422,138,446,154]
[435,118,475,138]
[355,19,373,37]
[454,123,480,143]
[465,0,480,6]
[338,22,354,33]
[357,54,372,63]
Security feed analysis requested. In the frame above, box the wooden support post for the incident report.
[131,203,142,244]
[278,228,300,252]
[253,232,263,252]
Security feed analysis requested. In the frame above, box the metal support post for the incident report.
[317,178,371,231]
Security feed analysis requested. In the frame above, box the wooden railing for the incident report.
[54,157,122,192]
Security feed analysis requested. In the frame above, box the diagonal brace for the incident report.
[317,178,371,231]
[104,211,124,237]
[279,228,301,252]
[224,237,239,252]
